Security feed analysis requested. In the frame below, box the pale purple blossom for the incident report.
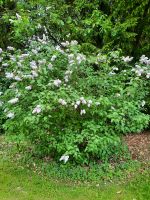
[5,72,14,79]
[30,61,37,69]
[8,98,19,104]
[58,99,67,106]
[32,105,42,114]
[53,79,61,87]
[14,76,22,81]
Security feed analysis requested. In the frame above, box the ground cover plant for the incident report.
[0,34,149,164]
[0,136,150,200]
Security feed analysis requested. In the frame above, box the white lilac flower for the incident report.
[80,109,86,115]
[38,59,46,65]
[7,112,15,119]
[133,66,144,76]
[16,13,22,20]
[68,54,74,60]
[9,55,16,62]
[54,79,61,87]
[87,100,92,107]
[30,61,37,69]
[51,55,57,62]
[7,46,14,51]
[61,41,70,47]
[76,54,86,64]
[4,108,8,113]
[32,49,38,54]
[95,102,100,106]
[9,83,16,89]
[112,67,118,71]
[111,106,115,110]
[122,56,133,62]
[65,70,72,75]
[37,24,42,29]
[116,93,121,97]
[74,104,78,109]
[8,98,19,104]
[81,99,86,105]
[25,85,32,90]
[70,40,78,46]
[31,71,38,78]
[58,99,67,106]
[76,100,80,105]
[14,76,22,81]
[139,55,149,64]
[5,72,14,79]
[88,100,92,104]
[17,62,22,67]
[21,53,29,58]
[146,72,150,78]
[109,72,116,75]
[48,63,53,70]
[32,105,42,114]
[2,63,9,67]
[59,155,69,163]
[0,48,2,53]
[0,92,3,96]
[55,45,64,53]
[64,76,69,82]
[0,100,3,107]
[141,100,146,107]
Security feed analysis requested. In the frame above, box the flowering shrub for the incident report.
[0,37,150,164]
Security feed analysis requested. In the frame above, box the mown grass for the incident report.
[0,156,150,200]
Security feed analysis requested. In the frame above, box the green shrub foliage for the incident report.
[1,37,149,163]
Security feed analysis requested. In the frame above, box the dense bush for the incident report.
[1,36,149,163]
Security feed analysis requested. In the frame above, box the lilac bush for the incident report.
[0,36,149,163]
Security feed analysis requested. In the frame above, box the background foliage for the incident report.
[0,0,150,164]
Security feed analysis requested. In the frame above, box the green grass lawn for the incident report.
[0,158,150,200]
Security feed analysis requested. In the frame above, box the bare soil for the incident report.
[124,131,150,161]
